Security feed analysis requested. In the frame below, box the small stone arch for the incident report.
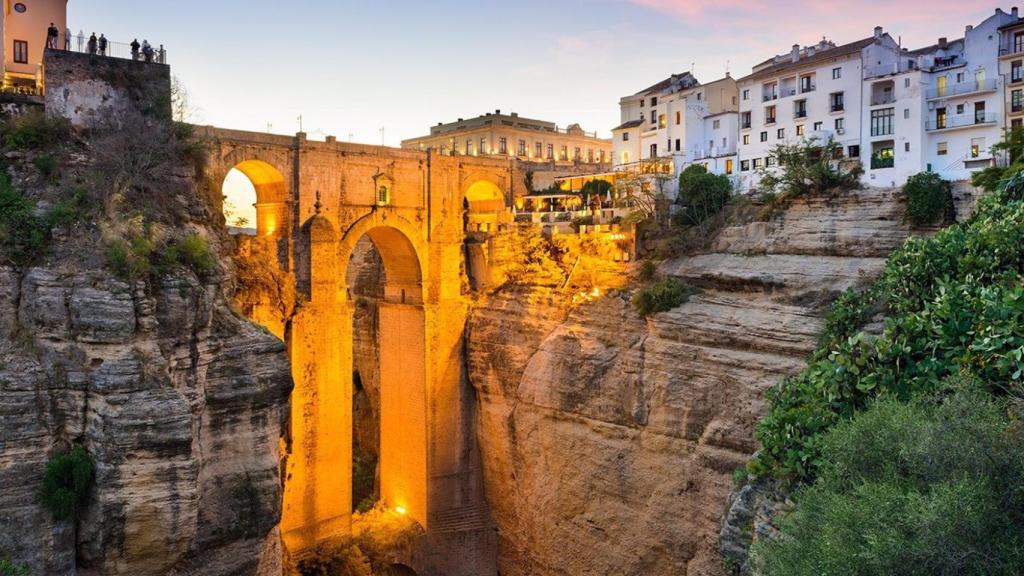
[339,213,427,305]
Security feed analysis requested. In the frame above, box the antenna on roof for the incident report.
[726,59,731,76]
[691,62,695,75]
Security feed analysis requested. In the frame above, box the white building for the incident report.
[998,9,1024,135]
[612,73,739,181]
[736,27,901,192]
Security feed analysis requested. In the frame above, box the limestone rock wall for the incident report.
[467,188,916,575]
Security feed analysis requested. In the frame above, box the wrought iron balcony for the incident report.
[926,112,997,131]
[926,78,997,100]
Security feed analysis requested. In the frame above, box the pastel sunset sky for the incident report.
[67,0,1002,145]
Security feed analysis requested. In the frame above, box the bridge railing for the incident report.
[58,33,167,64]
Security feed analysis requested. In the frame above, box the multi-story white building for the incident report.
[998,10,1024,136]
[736,27,901,191]
[612,73,739,180]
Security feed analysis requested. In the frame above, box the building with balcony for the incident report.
[914,8,1015,182]
[999,8,1024,140]
[1,0,67,94]
[735,27,900,192]
[401,110,611,167]
[611,72,738,182]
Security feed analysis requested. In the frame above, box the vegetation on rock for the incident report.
[632,276,692,317]
[40,446,94,521]
[0,558,28,576]
[902,172,952,226]
[758,137,862,199]
[674,164,732,228]
[753,381,1024,576]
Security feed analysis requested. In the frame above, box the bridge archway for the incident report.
[463,180,505,234]
[222,160,289,240]
[341,220,428,530]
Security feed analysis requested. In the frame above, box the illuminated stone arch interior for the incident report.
[463,180,505,233]
[342,224,428,529]
[223,160,288,238]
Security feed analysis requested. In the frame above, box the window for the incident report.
[547,143,554,159]
[13,40,28,64]
[765,105,776,124]
[760,131,768,142]
[499,137,508,154]
[535,141,542,157]
[766,156,777,167]
[742,89,750,101]
[726,159,734,175]
[1016,31,1024,53]
[588,149,594,162]
[871,108,894,136]
[800,76,814,93]
[848,145,860,158]
[467,140,475,155]
[621,151,630,163]
[658,114,666,129]
[713,119,721,129]
[796,124,805,136]
[480,138,487,154]
[937,142,948,156]
[559,145,568,160]
[741,112,751,129]
[622,132,630,142]
[777,128,785,139]
[722,137,727,148]
[830,92,844,112]
[956,103,965,115]
[1014,60,1024,83]
[675,111,681,125]
[517,139,526,156]
[377,184,391,206]
[904,108,910,119]
[753,157,763,169]
[651,97,657,106]
[956,72,964,83]
[813,121,822,131]
[975,101,986,123]
[832,67,842,79]
[935,107,947,130]
[650,111,656,124]
[675,139,681,152]
[574,147,581,161]
[742,134,750,145]
[741,159,751,171]
[794,99,807,118]
[1014,89,1023,112]
[13,3,26,13]
[905,142,911,152]
[936,76,947,97]
[697,93,702,101]
[905,78,911,88]
[971,137,985,158]
[871,146,894,169]
[649,143,657,157]
[640,99,644,107]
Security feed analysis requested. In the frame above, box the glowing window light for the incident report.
[395,505,408,515]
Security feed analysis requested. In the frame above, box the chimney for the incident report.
[1014,6,1019,18]
[511,112,518,117]
[495,109,501,114]
[791,44,800,63]
[807,46,817,57]
[966,25,974,33]
[939,37,948,49]
[874,26,883,39]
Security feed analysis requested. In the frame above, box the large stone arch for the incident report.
[339,211,428,305]
[216,152,292,239]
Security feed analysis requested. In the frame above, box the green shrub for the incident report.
[2,110,71,151]
[816,286,877,352]
[637,259,657,282]
[903,172,952,226]
[0,174,84,267]
[32,154,57,179]
[40,446,94,521]
[570,214,594,231]
[758,137,862,198]
[0,558,28,576]
[107,237,155,280]
[632,277,692,317]
[166,234,216,276]
[753,385,1024,576]
[755,173,1024,480]
[674,164,732,227]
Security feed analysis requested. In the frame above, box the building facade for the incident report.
[1,0,67,93]
[612,72,739,179]
[735,28,900,191]
[401,110,611,167]
[999,9,1024,149]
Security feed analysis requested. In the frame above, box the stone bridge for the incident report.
[198,127,520,575]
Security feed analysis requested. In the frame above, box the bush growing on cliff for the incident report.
[753,383,1024,576]
[0,109,70,151]
[166,234,216,276]
[753,172,1024,481]
[0,558,28,576]
[0,174,85,267]
[40,446,94,521]
[632,277,692,317]
[758,137,861,199]
[674,164,732,227]
[902,172,952,226]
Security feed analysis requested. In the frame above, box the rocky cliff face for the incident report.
[467,188,919,575]
[0,134,292,575]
